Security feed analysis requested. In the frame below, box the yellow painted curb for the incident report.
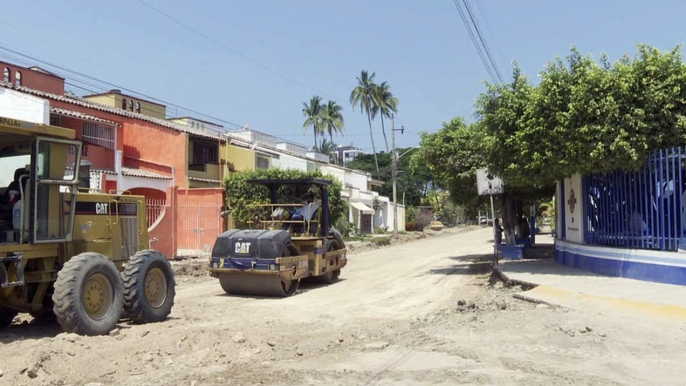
[526,285,686,321]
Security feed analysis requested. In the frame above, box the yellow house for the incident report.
[83,89,167,119]
[222,142,256,173]
[186,134,224,188]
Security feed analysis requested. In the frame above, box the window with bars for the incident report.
[15,71,21,86]
[82,122,115,149]
[3,68,9,82]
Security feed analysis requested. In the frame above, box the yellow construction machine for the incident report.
[0,117,175,335]
[209,178,347,297]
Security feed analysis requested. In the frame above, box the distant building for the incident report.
[168,116,224,134]
[227,128,330,168]
[229,127,278,148]
[82,89,166,119]
[336,144,366,166]
[1,61,65,95]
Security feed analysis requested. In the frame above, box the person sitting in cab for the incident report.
[0,167,28,223]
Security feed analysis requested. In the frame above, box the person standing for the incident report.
[494,218,503,245]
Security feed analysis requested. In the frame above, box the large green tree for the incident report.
[302,95,324,149]
[350,70,380,178]
[372,81,399,152]
[413,117,490,222]
[488,45,686,188]
[321,100,345,145]
[472,45,686,243]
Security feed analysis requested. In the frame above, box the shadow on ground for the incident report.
[0,317,63,344]
[425,254,495,277]
[214,278,348,299]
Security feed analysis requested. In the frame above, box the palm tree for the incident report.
[321,100,345,144]
[302,96,324,149]
[350,70,380,178]
[319,138,339,165]
[372,81,398,152]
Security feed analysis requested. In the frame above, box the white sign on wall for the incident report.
[476,168,503,196]
[0,88,49,124]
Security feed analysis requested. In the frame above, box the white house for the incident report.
[226,128,403,233]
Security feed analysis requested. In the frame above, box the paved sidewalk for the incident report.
[496,258,686,320]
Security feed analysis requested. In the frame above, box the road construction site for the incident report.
[1,227,685,386]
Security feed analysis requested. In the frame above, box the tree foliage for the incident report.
[347,149,433,207]
[412,117,489,220]
[224,168,346,229]
[479,45,686,188]
[350,70,381,178]
[372,81,399,152]
[319,138,338,164]
[321,100,345,143]
[302,96,324,149]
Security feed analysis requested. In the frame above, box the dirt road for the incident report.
[1,227,685,386]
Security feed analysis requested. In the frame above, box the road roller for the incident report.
[208,178,347,297]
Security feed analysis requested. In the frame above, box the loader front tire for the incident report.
[52,253,123,336]
[122,250,175,324]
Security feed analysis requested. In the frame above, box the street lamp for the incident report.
[391,118,418,238]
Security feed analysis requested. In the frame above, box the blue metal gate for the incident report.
[583,147,685,251]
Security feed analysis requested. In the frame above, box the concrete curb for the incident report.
[496,265,686,320]
[493,266,538,289]
[494,266,559,307]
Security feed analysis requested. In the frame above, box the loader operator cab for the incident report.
[0,118,81,245]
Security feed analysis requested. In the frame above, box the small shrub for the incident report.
[374,226,387,234]
[334,219,354,237]
[372,237,392,246]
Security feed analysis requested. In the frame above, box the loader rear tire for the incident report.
[52,253,123,336]
[0,310,17,328]
[122,250,175,324]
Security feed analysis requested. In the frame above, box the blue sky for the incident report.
[2,0,686,152]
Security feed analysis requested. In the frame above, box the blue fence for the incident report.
[583,147,685,251]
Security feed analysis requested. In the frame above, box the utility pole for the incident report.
[391,116,404,239]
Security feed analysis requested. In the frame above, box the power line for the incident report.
[451,0,504,84]
[134,0,329,98]
[0,46,362,141]
[472,0,507,67]
[461,0,503,83]
[0,49,233,127]
[451,0,498,84]
[0,45,247,129]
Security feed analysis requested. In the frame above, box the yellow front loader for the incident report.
[0,117,175,335]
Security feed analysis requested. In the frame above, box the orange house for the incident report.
[0,64,227,258]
